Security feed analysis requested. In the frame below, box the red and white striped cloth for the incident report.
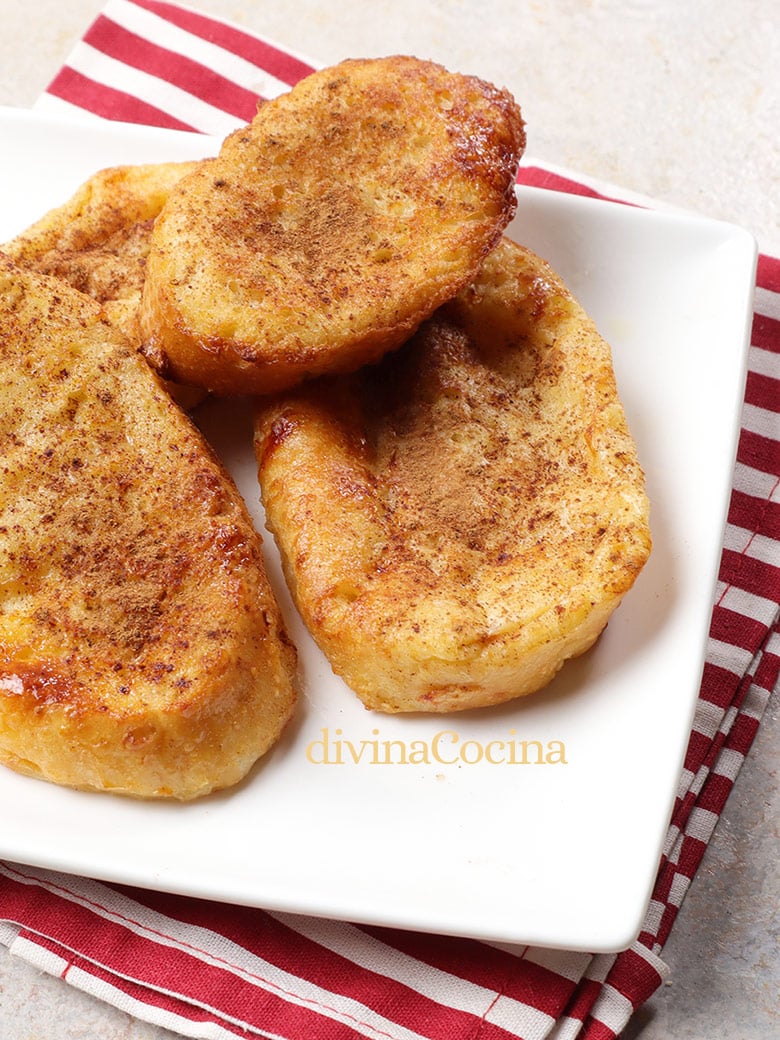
[2,1,778,1037]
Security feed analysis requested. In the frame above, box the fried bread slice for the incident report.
[254,238,651,713]
[0,256,296,797]
[139,55,526,396]
[3,160,199,347]
[3,160,208,409]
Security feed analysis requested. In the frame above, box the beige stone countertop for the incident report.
[0,2,778,1038]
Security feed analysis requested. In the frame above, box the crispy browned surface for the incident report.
[0,257,297,798]
[254,239,651,713]
[139,56,526,396]
[3,161,209,410]
[3,161,199,346]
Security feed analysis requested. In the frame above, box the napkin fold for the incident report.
[2,1,779,1038]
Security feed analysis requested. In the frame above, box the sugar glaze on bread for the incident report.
[0,257,296,797]
[3,161,199,347]
[254,239,651,713]
[139,56,525,395]
[3,160,206,408]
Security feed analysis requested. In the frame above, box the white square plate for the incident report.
[0,107,757,952]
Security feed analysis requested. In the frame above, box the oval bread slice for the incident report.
[254,238,651,713]
[3,161,200,347]
[3,160,206,409]
[0,257,296,798]
[139,55,526,396]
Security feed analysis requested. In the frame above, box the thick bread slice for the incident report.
[139,56,526,396]
[254,239,651,713]
[0,257,296,798]
[3,161,199,349]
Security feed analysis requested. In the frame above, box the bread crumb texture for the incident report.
[0,257,296,798]
[140,56,526,395]
[255,240,651,712]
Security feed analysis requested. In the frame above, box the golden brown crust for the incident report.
[3,161,206,409]
[3,161,200,345]
[139,56,526,396]
[254,239,651,713]
[0,256,297,797]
